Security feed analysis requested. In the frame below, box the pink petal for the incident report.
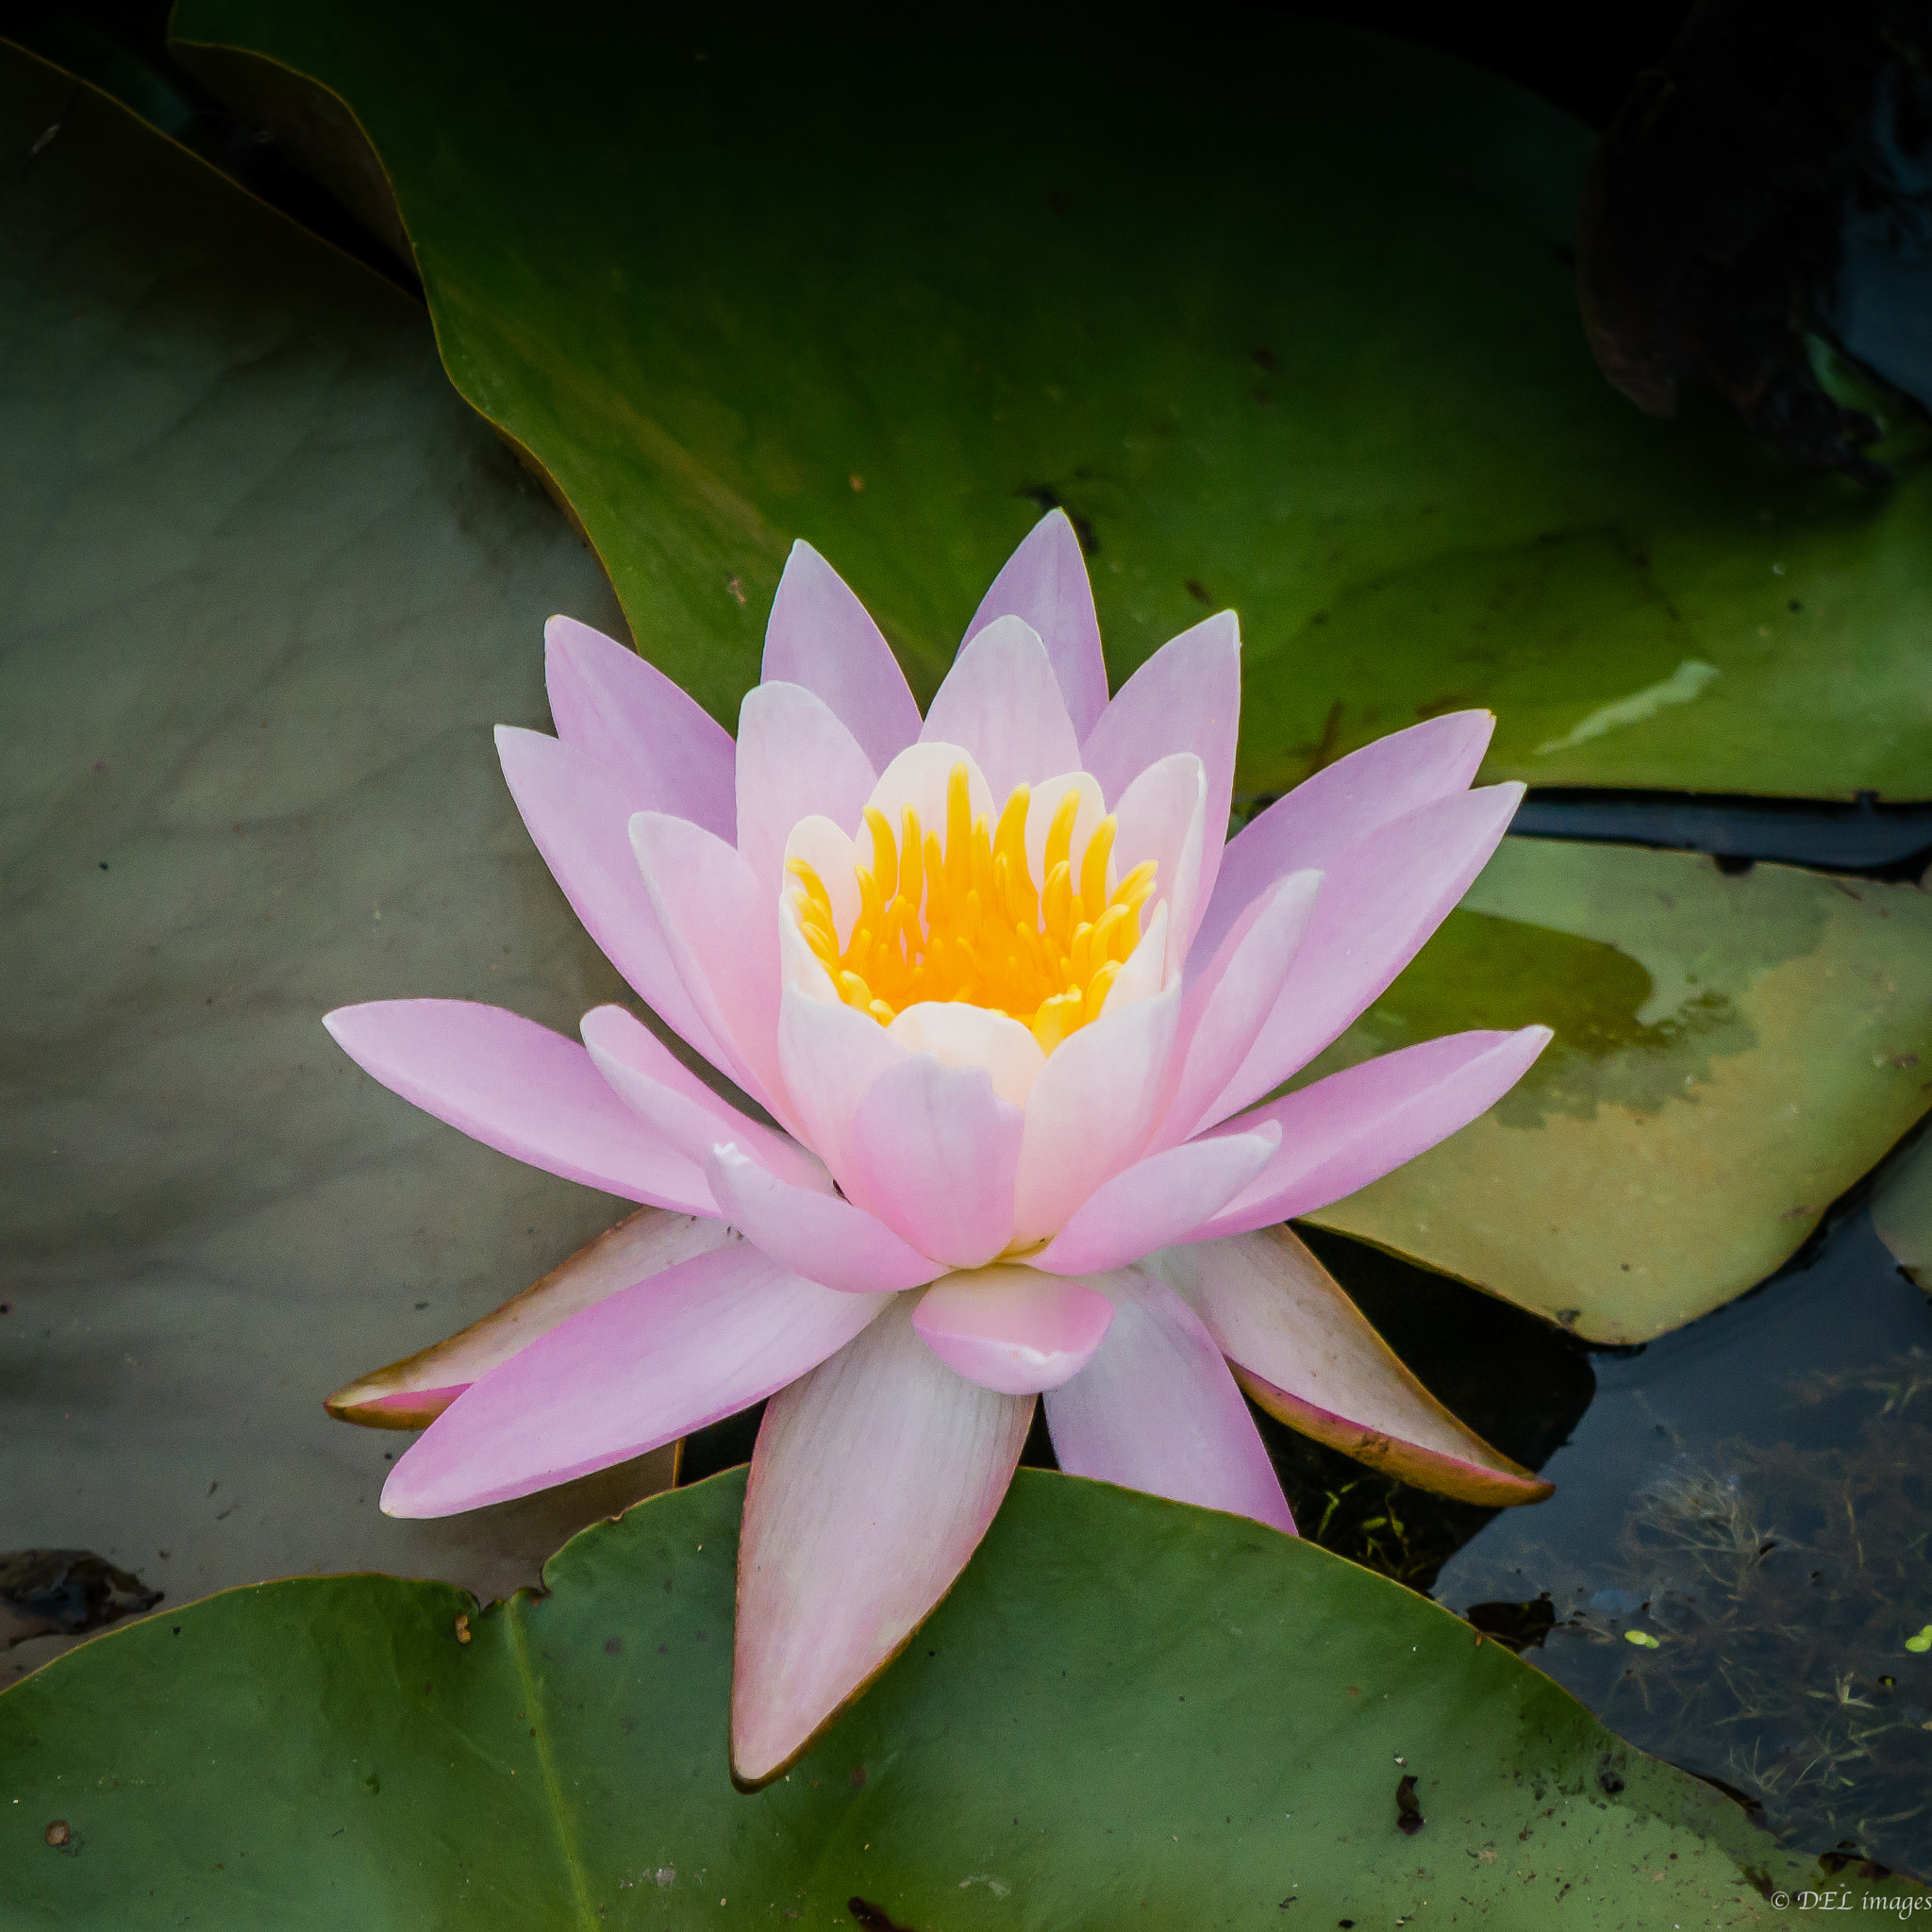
[963,509,1108,738]
[1031,1125,1280,1276]
[1197,1026,1553,1239]
[323,999,711,1210]
[1013,977,1181,1244]
[1208,784,1524,1123]
[382,1241,889,1516]
[920,616,1081,801]
[762,540,923,772]
[1043,1266,1293,1533]
[1162,1229,1553,1506]
[735,680,875,898]
[705,1143,944,1292]
[731,1297,1032,1784]
[774,984,905,1175]
[579,1004,825,1191]
[326,1208,733,1427]
[630,810,788,1122]
[1153,869,1322,1150]
[911,1265,1113,1393]
[495,727,727,1070]
[1195,709,1495,965]
[543,615,736,840]
[841,1054,1023,1269]
[1083,609,1240,924]
[1111,752,1208,974]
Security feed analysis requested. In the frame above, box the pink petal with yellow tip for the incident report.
[382,1242,889,1517]
[762,540,923,771]
[1198,1025,1553,1238]
[920,616,1081,801]
[326,1207,733,1428]
[963,509,1109,738]
[323,999,710,1211]
[1160,1228,1553,1507]
[1195,708,1495,964]
[1208,783,1524,1123]
[1030,1124,1279,1276]
[542,615,738,840]
[912,1265,1113,1393]
[705,1143,943,1293]
[495,726,726,1069]
[731,1297,1033,1786]
[1043,1266,1293,1533]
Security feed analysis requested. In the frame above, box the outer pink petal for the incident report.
[495,727,727,1070]
[382,1242,889,1516]
[579,1004,825,1191]
[731,1297,1033,1785]
[1030,1125,1280,1276]
[705,1143,944,1293]
[1082,609,1240,922]
[1013,977,1181,1243]
[1162,1229,1553,1506]
[963,509,1108,737]
[322,999,711,1210]
[1195,1026,1553,1240]
[327,1208,731,1428]
[1111,752,1208,974]
[1208,784,1524,1122]
[841,1054,1023,1269]
[1043,1266,1293,1533]
[543,615,736,840]
[1152,869,1322,1150]
[630,810,788,1122]
[735,680,875,899]
[1195,709,1495,965]
[920,616,1081,802]
[911,1266,1113,1393]
[761,540,923,771]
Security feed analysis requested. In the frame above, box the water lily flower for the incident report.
[324,512,1551,1786]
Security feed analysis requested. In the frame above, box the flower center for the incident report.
[789,761,1158,1054]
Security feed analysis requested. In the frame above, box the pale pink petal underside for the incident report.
[841,1053,1023,1269]
[326,1208,733,1427]
[963,509,1108,738]
[323,999,711,1211]
[920,616,1081,802]
[761,540,923,771]
[731,1297,1033,1785]
[911,1265,1114,1393]
[1200,1025,1552,1238]
[735,681,876,900]
[543,615,737,841]
[705,1143,944,1293]
[1082,609,1240,922]
[383,1242,889,1516]
[1043,1265,1294,1533]
[1196,708,1495,965]
[1208,784,1524,1123]
[1031,1125,1279,1276]
[494,727,726,1069]
[1161,1228,1553,1505]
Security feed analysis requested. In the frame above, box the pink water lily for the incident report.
[324,512,1552,1786]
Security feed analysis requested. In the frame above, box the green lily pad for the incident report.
[1872,1130,1932,1287]
[1307,841,1932,1341]
[0,42,676,1674]
[1,1468,1906,1926]
[168,2,1932,800]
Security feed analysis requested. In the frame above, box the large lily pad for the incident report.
[168,1,1932,800]
[0,42,674,1678]
[0,1468,1905,1926]
[1307,841,1932,1341]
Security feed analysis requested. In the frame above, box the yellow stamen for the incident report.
[799,761,1156,1054]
